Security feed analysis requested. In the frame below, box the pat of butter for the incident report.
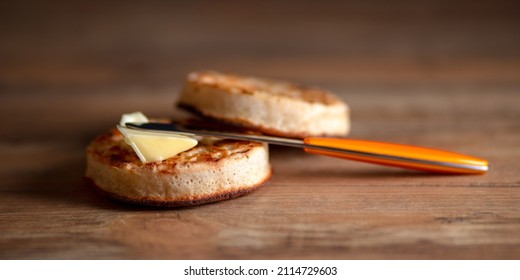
[120,111,149,126]
[118,126,198,163]
[117,112,198,163]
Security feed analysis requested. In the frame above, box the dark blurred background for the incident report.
[1,0,519,141]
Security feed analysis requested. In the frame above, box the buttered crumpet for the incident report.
[85,128,272,207]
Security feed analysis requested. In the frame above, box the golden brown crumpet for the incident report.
[178,71,350,138]
[85,128,272,207]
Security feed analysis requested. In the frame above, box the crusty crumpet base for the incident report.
[178,71,350,138]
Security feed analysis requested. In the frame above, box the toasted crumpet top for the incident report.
[87,128,263,175]
[187,71,342,105]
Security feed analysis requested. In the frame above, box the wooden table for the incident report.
[1,1,519,259]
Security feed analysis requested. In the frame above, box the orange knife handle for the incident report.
[303,137,488,174]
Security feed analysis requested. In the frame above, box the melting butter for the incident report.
[117,112,198,163]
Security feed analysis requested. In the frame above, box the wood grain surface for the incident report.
[1,0,519,259]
